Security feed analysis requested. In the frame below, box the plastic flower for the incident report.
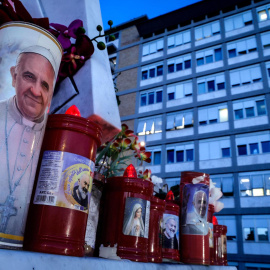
[49,19,84,49]
[142,169,152,181]
[135,150,151,163]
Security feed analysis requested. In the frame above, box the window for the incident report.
[167,81,192,101]
[137,116,162,135]
[167,54,192,73]
[197,73,225,95]
[196,46,223,67]
[262,141,270,153]
[257,4,270,22]
[195,20,220,41]
[238,145,247,155]
[261,31,270,49]
[244,227,255,241]
[257,228,269,241]
[249,143,259,155]
[140,89,163,107]
[167,150,174,164]
[141,62,163,80]
[230,65,262,88]
[224,11,253,32]
[198,104,228,126]
[168,30,191,48]
[222,148,231,157]
[166,111,193,130]
[211,175,234,196]
[142,38,164,56]
[153,151,161,165]
[233,96,267,120]
[166,146,195,164]
[227,36,257,58]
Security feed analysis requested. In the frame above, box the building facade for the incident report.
[105,0,270,268]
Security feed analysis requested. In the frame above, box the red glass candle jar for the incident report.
[213,225,228,265]
[23,114,102,256]
[208,204,215,265]
[148,196,165,263]
[162,200,180,262]
[100,175,154,262]
[180,171,210,265]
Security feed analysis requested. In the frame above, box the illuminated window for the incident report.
[258,10,268,21]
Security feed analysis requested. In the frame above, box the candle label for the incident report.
[122,197,150,238]
[33,150,94,214]
[209,223,214,248]
[162,214,179,250]
[181,183,209,235]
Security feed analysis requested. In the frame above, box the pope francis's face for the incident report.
[10,53,54,122]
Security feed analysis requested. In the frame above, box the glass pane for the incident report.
[219,108,228,122]
[157,65,163,76]
[149,68,155,78]
[245,107,255,118]
[142,70,148,80]
[168,92,175,100]
[206,55,213,64]
[212,177,221,188]
[257,228,269,241]
[228,49,237,58]
[154,151,161,165]
[262,141,270,153]
[156,91,162,103]
[240,176,251,194]
[176,63,183,71]
[222,177,233,195]
[244,227,255,241]
[238,145,247,155]
[167,150,174,164]
[148,92,154,104]
[168,64,174,73]
[198,82,206,94]
[222,148,230,157]
[197,57,204,66]
[235,109,244,120]
[184,59,191,69]
[217,82,225,90]
[249,143,259,155]
[207,80,215,92]
[258,10,267,21]
[215,48,222,61]
[140,94,147,106]
[176,150,184,162]
[186,149,194,161]
[256,100,266,116]
[253,188,264,196]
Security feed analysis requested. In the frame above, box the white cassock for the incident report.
[182,211,209,235]
[0,96,45,248]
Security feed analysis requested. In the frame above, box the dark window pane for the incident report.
[222,148,230,157]
[209,119,218,124]
[244,20,253,26]
[245,107,255,118]
[235,109,244,119]
[148,92,154,104]
[199,121,207,125]
[256,100,266,115]
[142,70,148,80]
[217,82,225,90]
[168,64,174,73]
[238,50,247,55]
[244,227,255,241]
[156,91,163,103]
[198,82,206,94]
[168,92,175,100]
[207,80,215,92]
[262,141,270,153]
[141,94,147,106]
[197,57,204,66]
[228,49,236,58]
[238,145,247,155]
[149,68,155,78]
[215,48,222,61]
[167,150,174,163]
[186,149,194,161]
[184,59,191,69]
[249,143,259,155]
[206,55,213,64]
[154,151,161,165]
[114,32,119,39]
[176,150,184,162]
[176,63,183,71]
[157,65,163,76]
[257,228,269,241]
[268,68,270,78]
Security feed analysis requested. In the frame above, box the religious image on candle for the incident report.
[0,22,62,248]
[162,214,179,250]
[181,183,209,235]
[122,197,150,238]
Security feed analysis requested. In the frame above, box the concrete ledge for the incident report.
[0,249,236,270]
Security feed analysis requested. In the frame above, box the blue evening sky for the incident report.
[100,0,202,29]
